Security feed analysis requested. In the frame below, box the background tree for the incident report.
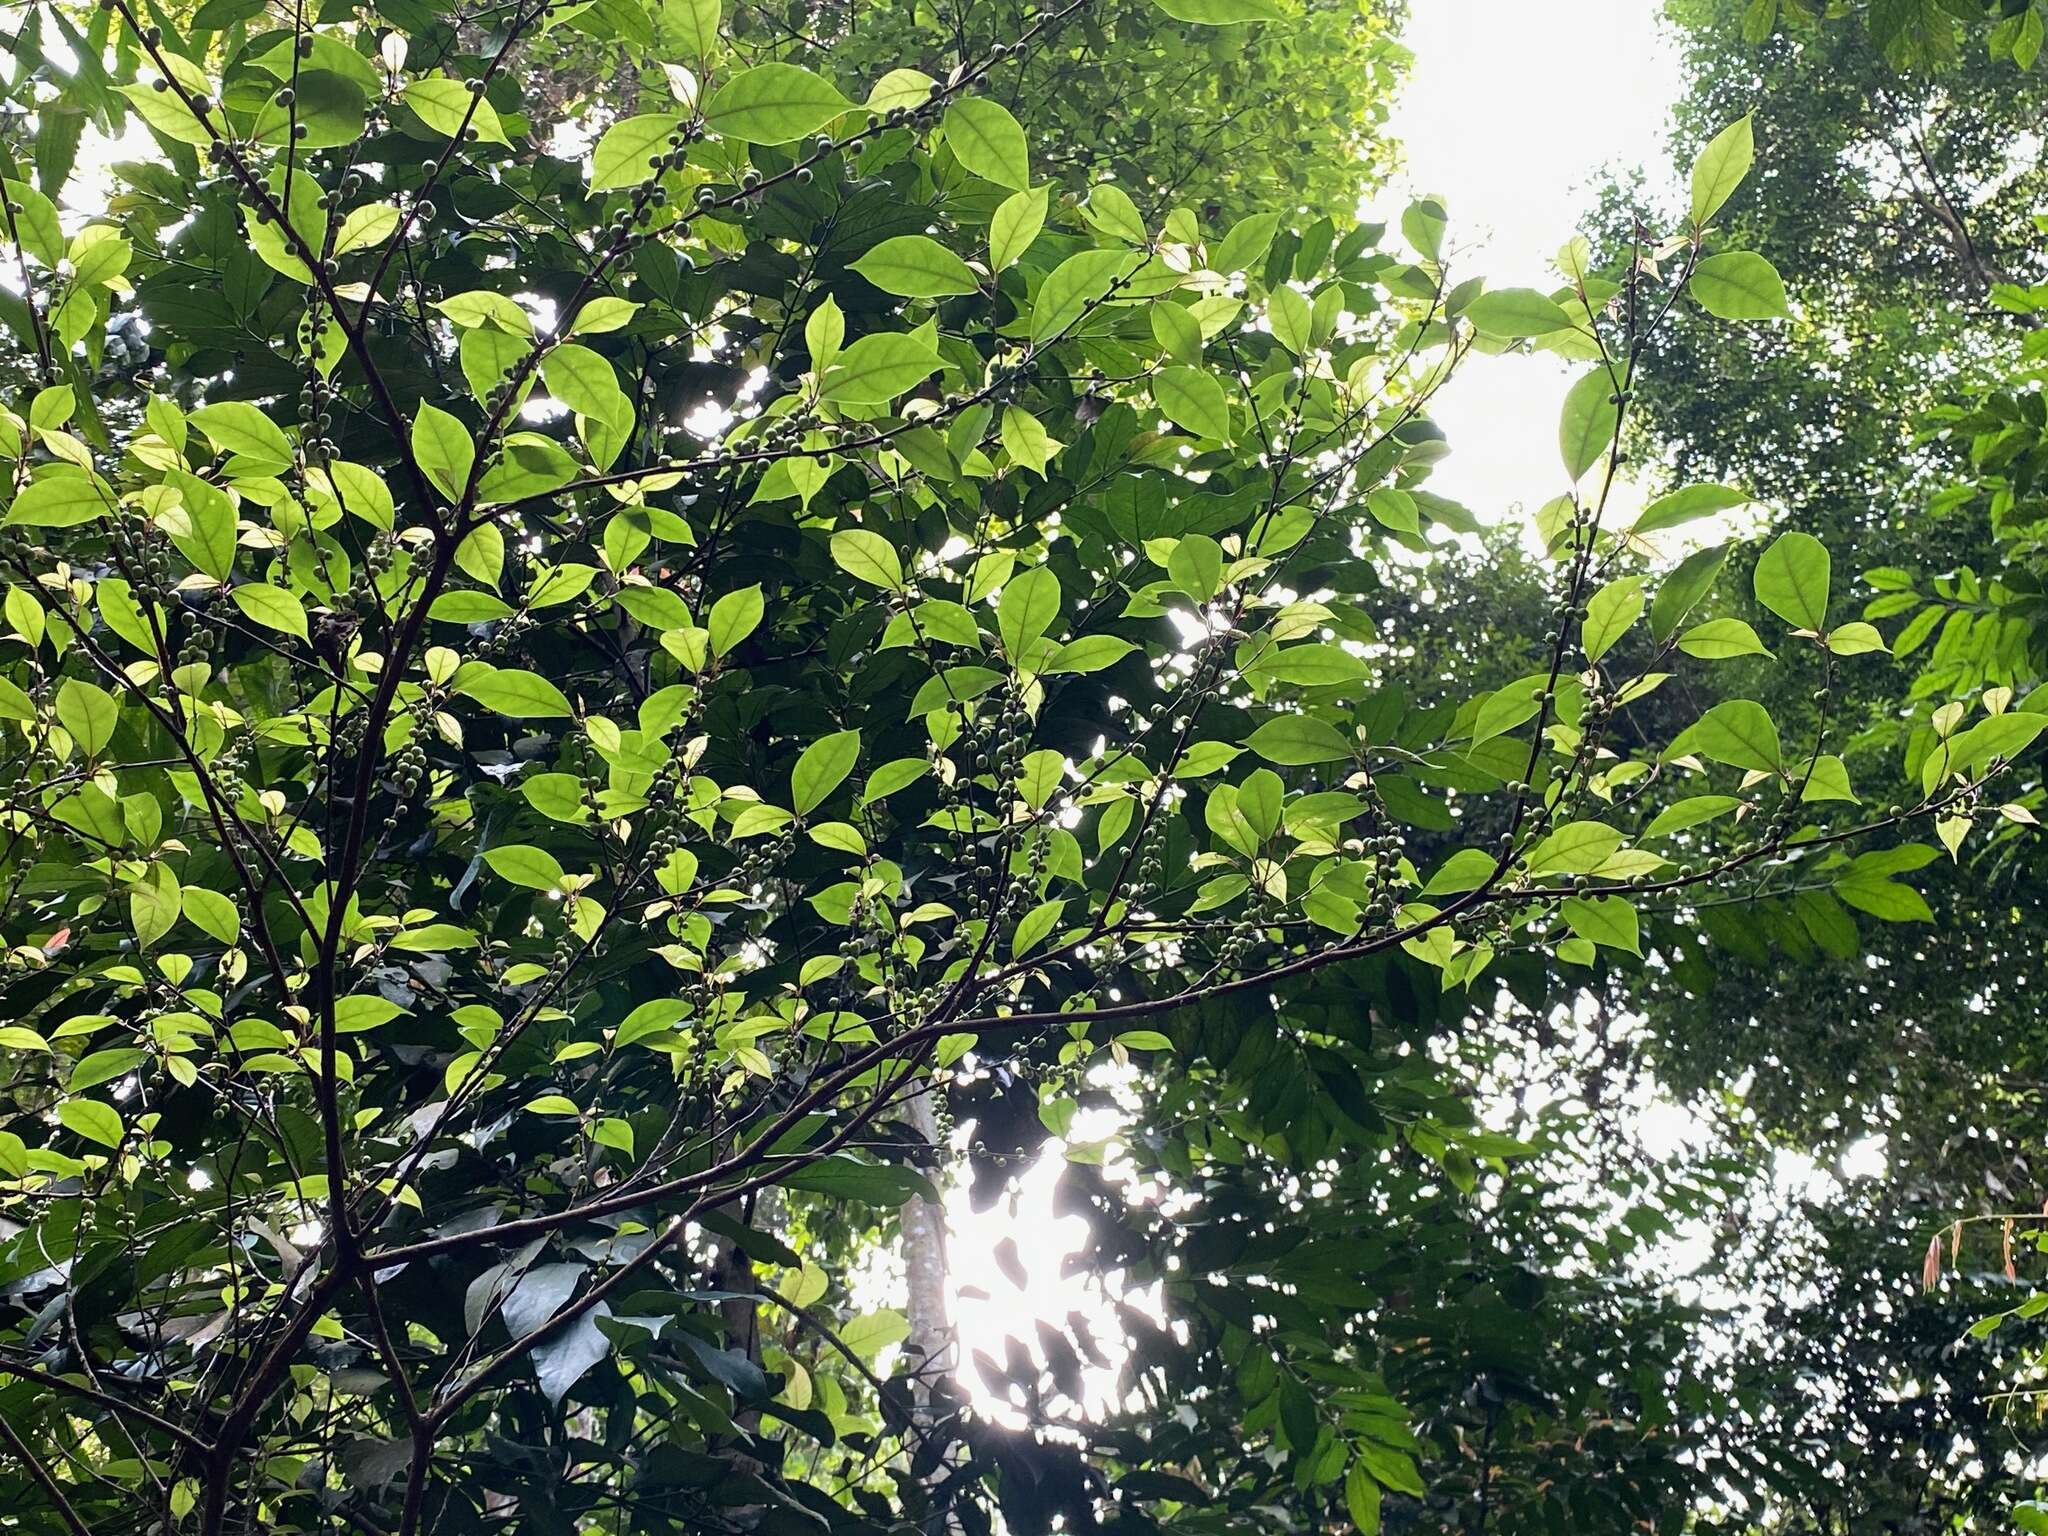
[0,4,2016,1536]
[1550,0,2048,1525]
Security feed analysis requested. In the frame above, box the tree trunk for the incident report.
[901,1087,955,1413]
[708,1199,763,1438]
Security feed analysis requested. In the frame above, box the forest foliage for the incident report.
[0,0,2042,1534]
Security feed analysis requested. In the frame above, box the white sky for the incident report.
[1367,0,1685,523]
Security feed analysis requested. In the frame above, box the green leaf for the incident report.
[244,211,312,282]
[1045,635,1135,674]
[1,180,62,265]
[390,923,480,952]
[1561,895,1641,955]
[1204,786,1258,856]
[1669,699,1783,773]
[70,1048,145,1092]
[1465,287,1572,339]
[1470,672,1550,747]
[1152,0,1282,19]
[30,389,72,434]
[458,665,574,718]
[704,63,852,143]
[793,730,861,815]
[58,1098,123,1148]
[1245,716,1353,765]
[1248,642,1368,686]
[943,96,1030,189]
[1001,406,1057,477]
[617,590,689,634]
[592,113,682,191]
[1679,617,1770,659]
[335,996,406,1033]
[543,344,633,430]
[1632,483,1750,536]
[1212,211,1280,274]
[403,75,512,146]
[231,584,309,642]
[1152,301,1203,365]
[708,585,763,657]
[1167,534,1224,601]
[0,1031,43,1058]
[1152,366,1231,441]
[1581,577,1643,663]
[430,593,512,630]
[1690,251,1790,320]
[333,203,400,256]
[182,886,240,945]
[1650,542,1730,641]
[1355,1447,1427,1501]
[165,471,235,581]
[830,529,904,589]
[1367,488,1418,534]
[478,436,579,502]
[782,1156,934,1205]
[990,184,1049,271]
[252,69,367,149]
[865,68,934,113]
[1689,115,1754,226]
[456,523,505,588]
[1031,249,1137,342]
[1822,620,1887,655]
[1084,183,1147,243]
[190,401,293,471]
[8,471,112,526]
[1644,794,1742,837]
[128,863,181,948]
[485,844,568,890]
[1268,286,1312,355]
[804,295,845,371]
[1558,366,1620,482]
[1801,754,1858,803]
[1402,197,1447,261]
[998,566,1061,658]
[1237,769,1283,839]
[666,0,721,55]
[57,678,117,756]
[1422,848,1497,896]
[436,290,533,333]
[117,81,212,147]
[820,332,942,403]
[522,773,589,823]
[851,235,980,298]
[1527,820,1624,875]
[1012,898,1067,958]
[617,998,689,1048]
[571,297,640,336]
[523,568,596,616]
[1345,1462,1383,1536]
[1834,871,1933,923]
[1753,530,1829,632]
[412,402,476,501]
[1931,712,2047,786]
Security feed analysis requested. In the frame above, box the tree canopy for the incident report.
[0,2,2041,1535]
